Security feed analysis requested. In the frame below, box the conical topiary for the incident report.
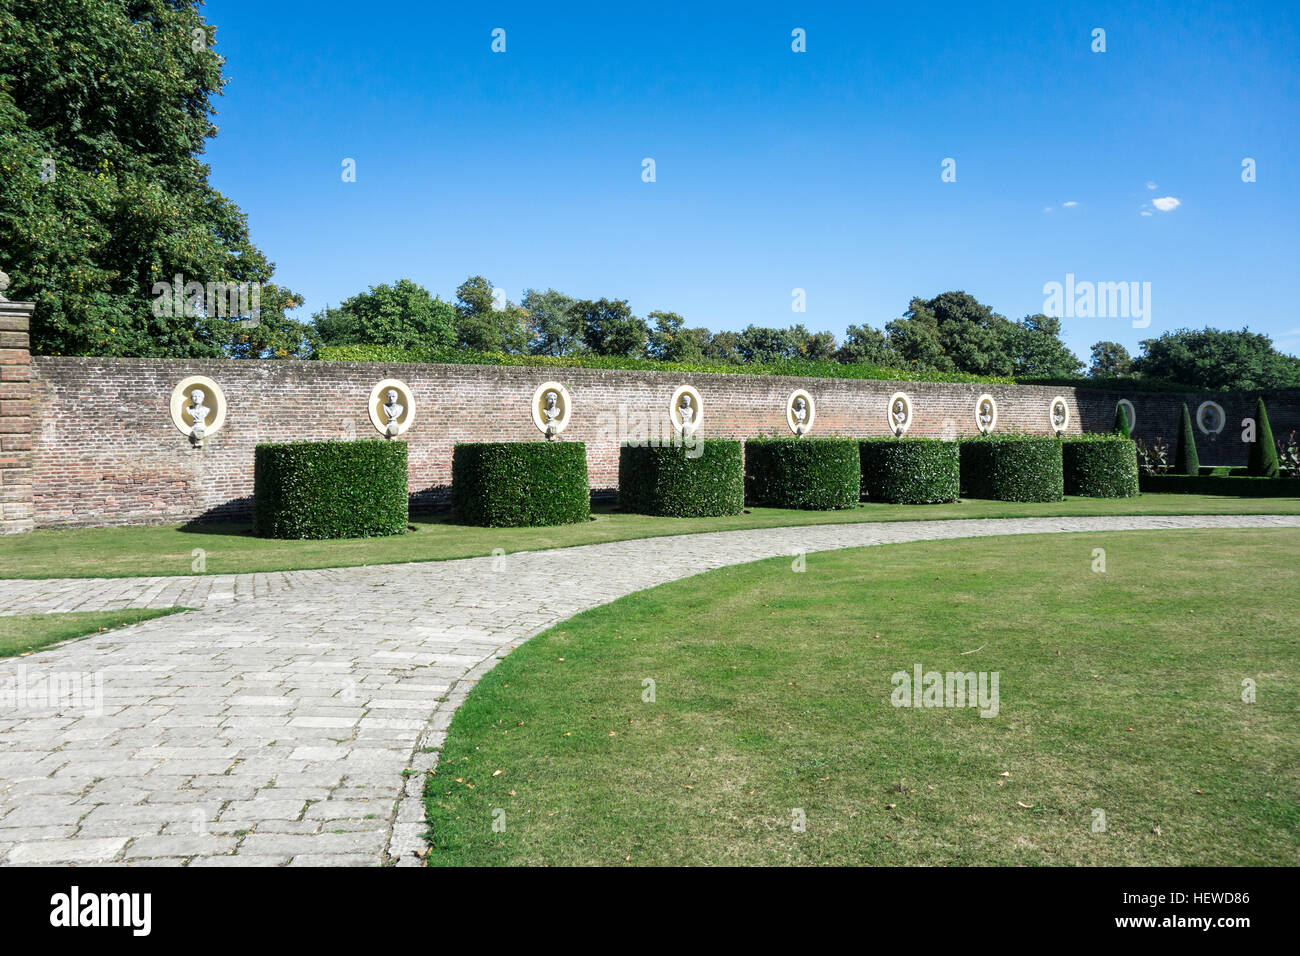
[1113,403,1131,437]
[1174,402,1199,475]
[1247,397,1279,477]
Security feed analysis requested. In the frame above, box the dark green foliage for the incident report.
[1140,474,1300,496]
[1175,403,1200,476]
[254,441,408,539]
[1247,398,1280,478]
[744,439,860,510]
[452,442,590,527]
[313,280,456,351]
[1062,436,1140,498]
[1132,328,1300,391]
[1113,404,1131,437]
[619,441,744,517]
[960,435,1064,502]
[859,438,960,504]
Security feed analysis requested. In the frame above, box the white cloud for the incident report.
[1062,200,1079,207]
[1151,196,1181,212]
[1146,181,1158,190]
[1043,206,1053,213]
[1140,209,1153,217]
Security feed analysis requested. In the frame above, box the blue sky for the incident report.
[202,0,1299,361]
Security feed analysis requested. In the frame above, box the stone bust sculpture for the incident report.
[679,394,695,424]
[1203,407,1217,430]
[892,399,908,433]
[0,270,9,302]
[542,390,562,437]
[382,388,404,436]
[792,396,808,435]
[1053,404,1066,428]
[979,401,992,426]
[187,388,210,443]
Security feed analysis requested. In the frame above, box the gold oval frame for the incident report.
[169,376,227,439]
[532,381,573,437]
[786,389,815,436]
[368,379,416,438]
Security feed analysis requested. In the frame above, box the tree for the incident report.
[886,292,1015,376]
[1174,403,1199,475]
[522,288,581,356]
[648,311,709,362]
[1007,314,1082,377]
[1132,329,1300,391]
[736,325,798,363]
[703,330,740,363]
[454,275,528,352]
[787,324,838,361]
[1089,341,1133,378]
[1113,404,1131,437]
[228,283,318,359]
[573,298,647,357]
[835,323,896,365]
[315,279,456,351]
[1248,397,1280,477]
[0,0,308,357]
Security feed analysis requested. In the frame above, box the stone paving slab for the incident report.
[1,513,1296,867]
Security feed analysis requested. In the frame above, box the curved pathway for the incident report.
[1,514,1296,867]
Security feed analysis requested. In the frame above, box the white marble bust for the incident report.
[382,388,404,436]
[679,394,695,424]
[187,388,210,439]
[792,396,808,435]
[892,399,908,433]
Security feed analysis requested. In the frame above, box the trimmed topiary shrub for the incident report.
[744,438,860,510]
[452,441,590,527]
[1247,397,1280,478]
[1174,402,1200,476]
[1062,435,1140,498]
[960,435,1064,502]
[254,440,408,539]
[859,437,960,504]
[1113,404,1131,437]
[619,440,744,517]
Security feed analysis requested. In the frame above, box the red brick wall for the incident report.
[25,355,1300,528]
[0,303,35,534]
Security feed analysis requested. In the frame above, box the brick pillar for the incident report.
[0,301,35,534]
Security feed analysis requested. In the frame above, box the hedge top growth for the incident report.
[253,439,409,539]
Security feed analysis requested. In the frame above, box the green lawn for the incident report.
[3,494,1297,579]
[0,607,188,658]
[423,528,1300,866]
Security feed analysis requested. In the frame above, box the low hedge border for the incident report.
[960,435,1064,502]
[253,440,408,539]
[1062,435,1140,498]
[452,441,590,527]
[744,438,860,510]
[619,440,744,517]
[1140,474,1300,497]
[859,437,960,504]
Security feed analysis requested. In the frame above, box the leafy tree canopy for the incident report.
[1132,328,1300,391]
[313,279,454,351]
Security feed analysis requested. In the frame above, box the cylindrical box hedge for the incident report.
[1062,436,1140,498]
[619,440,744,517]
[452,441,590,527]
[253,439,409,539]
[745,438,860,510]
[859,438,960,504]
[960,436,1064,502]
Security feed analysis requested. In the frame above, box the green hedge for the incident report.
[253,440,408,539]
[1062,436,1140,498]
[744,438,860,510]
[452,442,590,527]
[859,438,960,504]
[960,435,1064,502]
[619,440,744,517]
[1140,474,1300,497]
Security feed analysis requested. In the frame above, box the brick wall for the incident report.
[23,354,1300,529]
[0,302,35,534]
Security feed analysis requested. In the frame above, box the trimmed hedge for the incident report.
[253,440,408,539]
[744,438,860,510]
[1247,397,1280,477]
[960,435,1064,502]
[1062,435,1140,498]
[619,440,744,517]
[859,438,960,504]
[1174,403,1200,475]
[1140,474,1300,496]
[452,442,590,527]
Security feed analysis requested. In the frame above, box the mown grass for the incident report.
[0,607,188,658]
[423,528,1300,866]
[2,495,1297,579]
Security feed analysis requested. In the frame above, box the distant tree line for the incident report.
[310,278,1300,391]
